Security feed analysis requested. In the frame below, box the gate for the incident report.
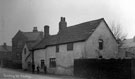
[74,59,134,79]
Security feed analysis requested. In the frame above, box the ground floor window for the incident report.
[49,58,56,68]
[67,43,73,51]
[41,60,45,69]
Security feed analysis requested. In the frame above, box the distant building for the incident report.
[118,37,135,58]
[12,27,43,67]
[0,43,12,67]
[31,17,118,75]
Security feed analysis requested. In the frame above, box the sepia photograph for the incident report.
[0,0,135,79]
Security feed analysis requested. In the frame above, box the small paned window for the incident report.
[49,58,56,68]
[67,43,73,51]
[125,51,130,57]
[56,45,59,53]
[99,39,103,50]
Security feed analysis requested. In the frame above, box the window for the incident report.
[41,60,45,69]
[49,58,56,68]
[99,39,103,50]
[67,43,73,51]
[56,45,59,52]
[125,51,130,57]
[24,48,26,54]
[99,55,103,58]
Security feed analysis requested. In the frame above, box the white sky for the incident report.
[0,0,135,45]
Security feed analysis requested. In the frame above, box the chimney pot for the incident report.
[33,27,38,32]
[44,25,50,38]
[3,42,7,48]
[59,17,67,32]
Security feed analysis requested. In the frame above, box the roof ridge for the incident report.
[23,31,43,33]
[67,18,103,28]
[32,18,103,50]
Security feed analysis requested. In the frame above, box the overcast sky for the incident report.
[0,0,135,45]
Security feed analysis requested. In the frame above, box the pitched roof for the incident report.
[23,31,43,41]
[19,31,43,50]
[0,45,12,52]
[33,18,104,50]
[121,38,135,48]
[26,41,41,50]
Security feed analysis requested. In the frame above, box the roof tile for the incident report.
[33,18,103,50]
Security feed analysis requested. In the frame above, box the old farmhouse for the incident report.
[118,37,135,59]
[31,17,118,75]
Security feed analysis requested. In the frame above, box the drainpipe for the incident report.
[0,60,3,67]
[32,50,35,73]
[83,42,87,58]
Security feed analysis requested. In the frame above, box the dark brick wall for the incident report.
[74,59,133,79]
[12,31,27,63]
[2,59,22,69]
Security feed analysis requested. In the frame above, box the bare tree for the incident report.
[110,22,127,46]
[110,22,127,40]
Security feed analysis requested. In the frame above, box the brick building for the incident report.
[12,27,43,67]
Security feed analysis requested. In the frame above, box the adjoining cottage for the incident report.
[118,36,135,59]
[32,17,118,75]
[12,27,43,68]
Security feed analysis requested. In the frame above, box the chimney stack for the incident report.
[59,17,67,32]
[44,25,50,38]
[33,27,38,32]
[3,42,7,48]
[133,36,135,42]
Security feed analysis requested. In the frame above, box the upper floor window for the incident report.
[49,58,56,68]
[99,39,103,50]
[24,48,26,54]
[67,43,73,51]
[56,45,59,53]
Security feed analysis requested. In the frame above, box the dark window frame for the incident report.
[99,39,103,50]
[49,58,56,68]
[67,43,73,51]
[56,45,59,53]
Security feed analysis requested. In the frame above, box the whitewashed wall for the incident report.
[85,21,118,59]
[45,42,84,75]
[34,49,46,71]
[45,46,56,74]
[22,44,31,70]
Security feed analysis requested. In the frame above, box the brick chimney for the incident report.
[44,25,49,37]
[59,17,67,32]
[33,27,38,32]
[3,42,7,48]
